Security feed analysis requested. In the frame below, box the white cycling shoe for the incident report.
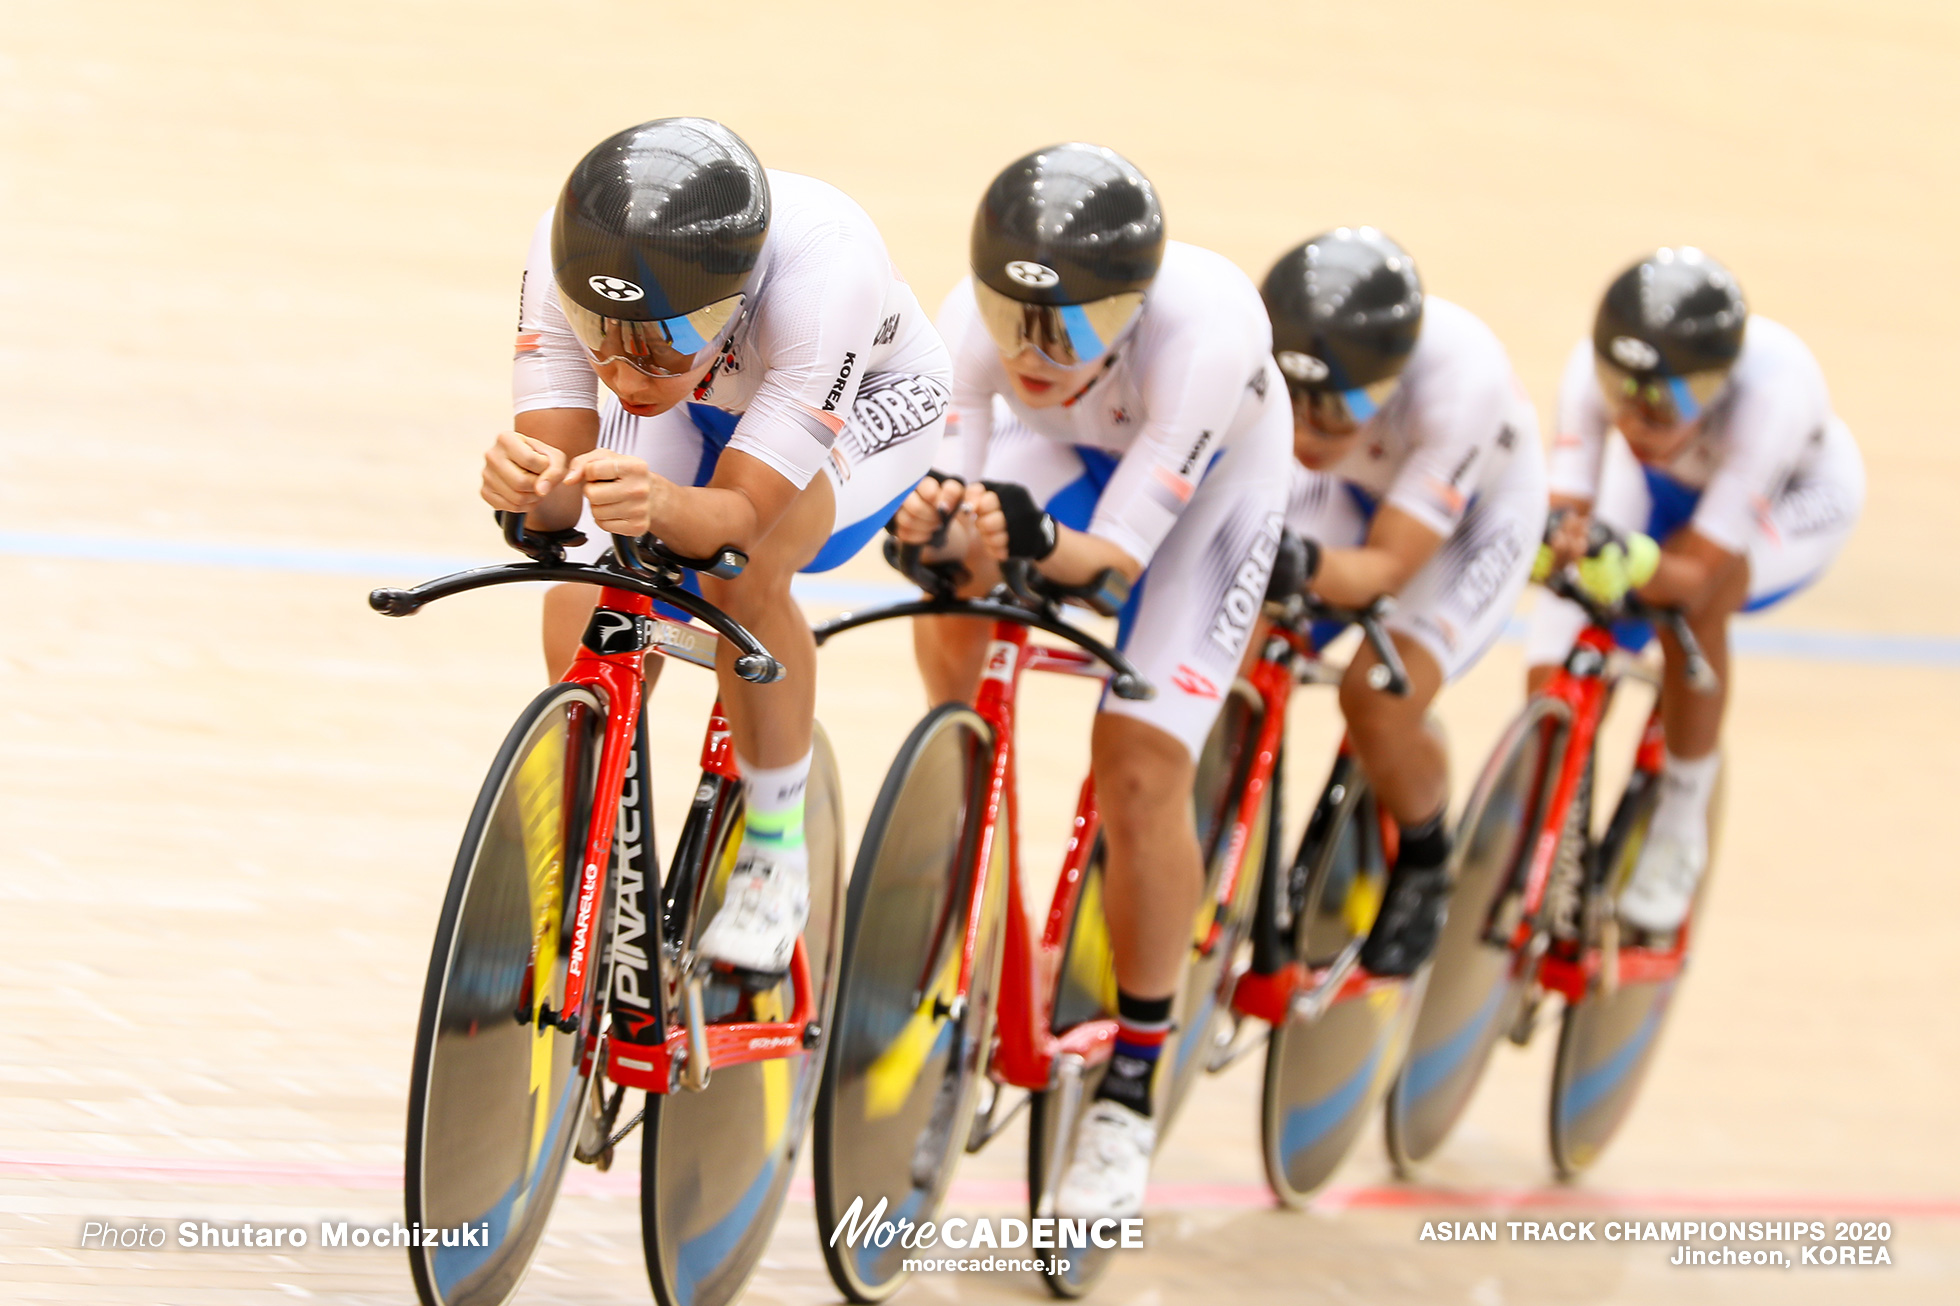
[695,843,808,975]
[1054,1100,1156,1220]
[1617,833,1706,934]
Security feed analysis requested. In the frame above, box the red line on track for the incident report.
[5,1151,1957,1220]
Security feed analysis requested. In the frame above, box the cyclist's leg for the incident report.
[1627,423,1864,930]
[1056,420,1287,1217]
[702,373,948,971]
[910,414,1095,704]
[1090,423,1289,1070]
[1354,476,1541,973]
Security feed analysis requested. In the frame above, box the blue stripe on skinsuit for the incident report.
[1617,465,1819,647]
[804,480,919,573]
[1639,466,1701,545]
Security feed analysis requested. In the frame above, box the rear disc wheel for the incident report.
[1261,766,1418,1206]
[639,726,848,1306]
[1548,763,1723,1178]
[1029,841,1119,1300]
[1385,697,1570,1175]
[1159,682,1270,1131]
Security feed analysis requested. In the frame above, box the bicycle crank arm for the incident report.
[680,968,713,1092]
[1036,1055,1088,1220]
[1291,938,1366,1024]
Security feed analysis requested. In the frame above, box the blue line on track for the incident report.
[4,531,1957,669]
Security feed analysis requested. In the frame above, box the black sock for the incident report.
[1094,990,1173,1117]
[1396,810,1449,874]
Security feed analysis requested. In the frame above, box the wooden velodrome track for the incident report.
[3,1,1957,1301]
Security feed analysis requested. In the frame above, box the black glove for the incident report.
[1264,530,1322,601]
[979,480,1059,561]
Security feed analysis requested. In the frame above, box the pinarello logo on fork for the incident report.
[1171,664,1220,699]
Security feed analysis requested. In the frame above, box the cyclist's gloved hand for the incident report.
[977,480,1059,561]
[1573,531,1661,605]
[1265,530,1323,601]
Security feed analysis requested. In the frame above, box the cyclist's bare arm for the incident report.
[1637,527,1741,611]
[1310,504,1442,609]
[481,407,601,530]
[565,445,801,559]
[1032,526,1140,588]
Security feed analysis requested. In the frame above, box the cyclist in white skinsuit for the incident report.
[482,119,949,977]
[1527,249,1863,932]
[1266,229,1545,980]
[893,145,1291,1221]
[1284,297,1545,681]
[516,179,950,576]
[931,255,1292,756]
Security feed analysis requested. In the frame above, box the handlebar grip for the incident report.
[496,510,586,561]
[733,652,785,685]
[368,588,423,617]
[611,533,748,580]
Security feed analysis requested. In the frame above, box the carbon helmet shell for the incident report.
[1261,227,1424,393]
[971,143,1165,306]
[1593,247,1747,379]
[551,117,770,323]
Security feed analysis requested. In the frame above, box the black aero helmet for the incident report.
[1262,227,1423,430]
[1592,247,1746,427]
[969,143,1164,368]
[551,117,769,376]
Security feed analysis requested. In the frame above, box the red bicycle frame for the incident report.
[940,620,1123,1091]
[1516,623,1696,1004]
[1222,621,1406,1028]
[537,586,817,1095]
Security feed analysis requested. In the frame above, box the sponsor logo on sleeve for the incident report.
[515,332,542,355]
[1177,430,1213,477]
[822,351,859,412]
[873,313,900,346]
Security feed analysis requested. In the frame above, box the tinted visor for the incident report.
[1594,358,1729,428]
[973,281,1144,368]
[558,292,745,378]
[1290,375,1400,434]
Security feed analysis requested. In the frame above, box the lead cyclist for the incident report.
[892,143,1292,1222]
[1527,248,1864,933]
[477,118,950,977]
[1263,227,1548,976]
